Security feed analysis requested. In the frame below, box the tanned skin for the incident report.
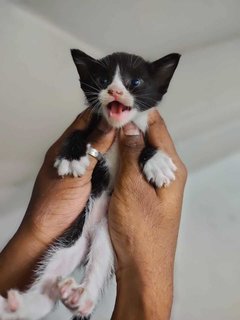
[0,109,187,320]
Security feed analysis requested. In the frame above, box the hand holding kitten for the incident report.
[109,110,187,319]
[0,109,115,294]
[0,110,187,320]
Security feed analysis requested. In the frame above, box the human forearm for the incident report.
[112,267,173,320]
[110,112,187,319]
[0,110,115,296]
[0,222,47,295]
[112,217,180,320]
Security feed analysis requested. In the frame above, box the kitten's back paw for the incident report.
[6,290,21,313]
[0,290,24,320]
[143,150,177,187]
[73,288,94,318]
[57,277,95,317]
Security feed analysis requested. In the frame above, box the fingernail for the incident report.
[97,119,112,133]
[123,123,140,136]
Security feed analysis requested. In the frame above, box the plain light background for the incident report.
[0,1,240,319]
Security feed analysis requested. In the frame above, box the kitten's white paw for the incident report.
[54,156,90,177]
[0,290,24,320]
[57,277,79,301]
[58,277,95,317]
[143,150,177,187]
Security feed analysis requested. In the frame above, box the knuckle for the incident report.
[122,136,144,149]
[122,144,143,156]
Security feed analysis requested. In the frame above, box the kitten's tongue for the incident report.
[107,101,130,119]
[109,101,124,114]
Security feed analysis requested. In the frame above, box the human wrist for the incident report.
[113,264,173,320]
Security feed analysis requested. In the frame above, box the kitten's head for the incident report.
[71,50,180,128]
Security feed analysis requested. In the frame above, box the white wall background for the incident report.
[0,1,240,319]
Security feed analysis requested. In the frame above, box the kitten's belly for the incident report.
[105,138,119,190]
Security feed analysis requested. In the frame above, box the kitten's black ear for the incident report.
[71,49,95,78]
[151,53,181,94]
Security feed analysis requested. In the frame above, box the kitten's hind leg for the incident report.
[58,194,113,318]
[0,233,89,320]
[59,219,114,318]
[0,288,58,320]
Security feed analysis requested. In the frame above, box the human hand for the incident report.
[0,109,115,293]
[109,110,187,320]
[24,108,116,244]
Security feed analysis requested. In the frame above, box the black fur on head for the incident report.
[71,49,180,113]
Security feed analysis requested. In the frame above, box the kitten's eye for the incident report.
[130,79,142,88]
[99,78,109,87]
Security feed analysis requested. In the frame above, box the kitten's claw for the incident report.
[143,150,177,188]
[54,155,90,177]
[58,277,95,317]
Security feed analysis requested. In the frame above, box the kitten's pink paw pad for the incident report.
[57,277,95,317]
[64,287,84,309]
[7,290,21,312]
[57,277,78,301]
[72,289,95,317]
[78,299,94,317]
[0,290,23,320]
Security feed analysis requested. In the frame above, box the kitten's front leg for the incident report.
[140,146,177,187]
[54,130,91,177]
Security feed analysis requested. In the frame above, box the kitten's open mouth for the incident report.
[107,101,132,119]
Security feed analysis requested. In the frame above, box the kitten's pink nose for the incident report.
[108,89,123,97]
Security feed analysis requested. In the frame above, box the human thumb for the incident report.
[118,123,145,164]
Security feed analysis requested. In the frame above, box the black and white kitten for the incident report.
[0,50,180,320]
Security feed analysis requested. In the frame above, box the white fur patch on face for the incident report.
[143,150,177,187]
[99,65,138,127]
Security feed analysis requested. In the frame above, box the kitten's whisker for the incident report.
[85,93,98,99]
[88,101,101,116]
[135,94,157,102]
[85,94,98,99]
[81,82,99,92]
[87,97,100,105]
[84,90,98,94]
[135,99,152,110]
